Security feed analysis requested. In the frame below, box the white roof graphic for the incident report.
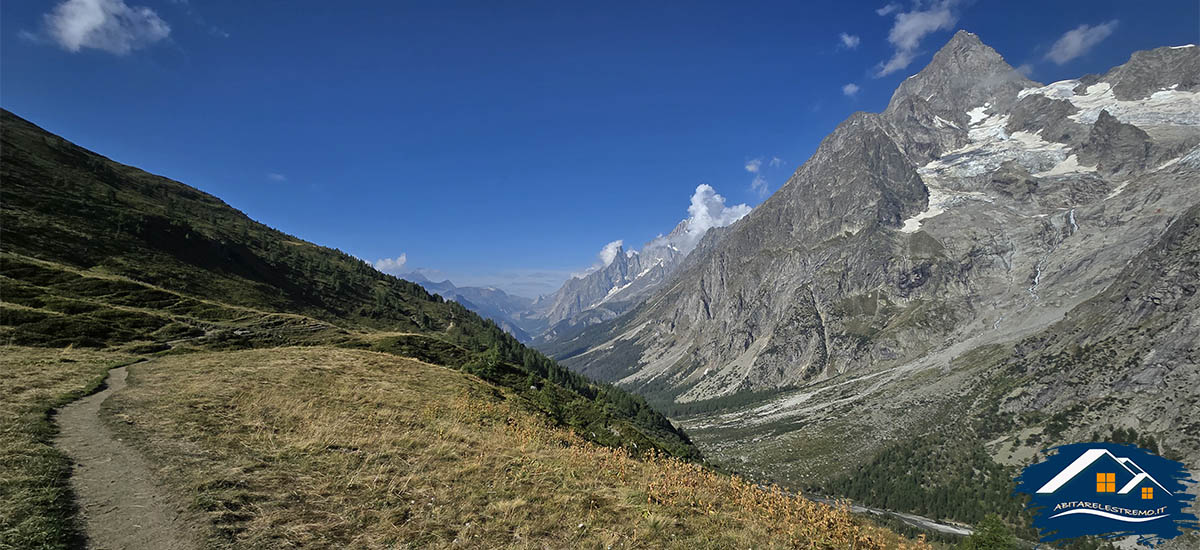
[1036,449,1172,495]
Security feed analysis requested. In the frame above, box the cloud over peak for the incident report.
[842,83,861,96]
[597,240,625,267]
[876,0,959,77]
[374,254,408,275]
[1045,21,1119,65]
[839,32,861,49]
[579,185,751,279]
[41,0,170,55]
[684,185,751,243]
[644,184,753,257]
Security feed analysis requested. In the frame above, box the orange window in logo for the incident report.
[1096,473,1116,492]
[1142,487,1154,499]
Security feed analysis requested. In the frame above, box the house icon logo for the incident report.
[1015,442,1197,546]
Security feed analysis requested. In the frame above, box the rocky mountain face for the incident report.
[528,185,750,344]
[533,225,686,339]
[553,32,1200,494]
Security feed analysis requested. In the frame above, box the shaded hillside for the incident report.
[0,108,696,459]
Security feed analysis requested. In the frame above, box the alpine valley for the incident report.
[5,14,1200,550]
[536,31,1200,541]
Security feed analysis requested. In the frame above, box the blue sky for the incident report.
[3,0,1197,297]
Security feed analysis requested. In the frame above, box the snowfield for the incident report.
[1019,80,1200,127]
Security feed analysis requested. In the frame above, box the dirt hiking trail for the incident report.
[54,363,202,550]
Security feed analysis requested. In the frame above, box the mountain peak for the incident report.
[886,30,1035,119]
[944,29,983,47]
[930,29,1001,68]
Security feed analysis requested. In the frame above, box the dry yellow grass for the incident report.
[106,347,930,549]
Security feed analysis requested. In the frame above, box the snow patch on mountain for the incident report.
[638,259,664,279]
[899,179,994,233]
[899,186,949,233]
[967,104,991,125]
[1019,80,1200,126]
[590,279,635,309]
[1035,154,1096,177]
[933,115,960,129]
[918,105,1070,180]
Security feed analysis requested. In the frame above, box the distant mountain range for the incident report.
[534,31,1200,525]
[400,272,545,341]
[407,184,750,345]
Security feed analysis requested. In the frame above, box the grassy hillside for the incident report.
[97,346,927,549]
[0,108,694,460]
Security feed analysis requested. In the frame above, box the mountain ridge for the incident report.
[549,31,1200,525]
[0,107,698,460]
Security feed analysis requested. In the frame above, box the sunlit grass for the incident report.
[108,347,930,549]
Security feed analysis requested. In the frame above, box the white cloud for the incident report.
[679,184,752,244]
[266,172,287,182]
[750,174,768,197]
[580,185,752,279]
[745,156,786,197]
[1015,63,1035,78]
[876,0,958,77]
[374,254,408,275]
[42,0,170,55]
[597,240,624,267]
[1044,21,1118,65]
[839,32,861,49]
[876,3,901,16]
[842,83,861,96]
[572,240,626,278]
[636,184,752,254]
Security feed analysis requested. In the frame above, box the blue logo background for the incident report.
[1014,442,1197,546]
